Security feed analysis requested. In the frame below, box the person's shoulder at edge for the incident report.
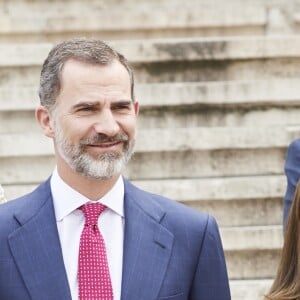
[286,138,300,164]
[285,138,300,200]
[0,180,50,229]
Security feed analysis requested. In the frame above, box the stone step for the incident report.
[0,129,292,198]
[111,36,300,63]
[0,147,288,183]
[1,175,285,227]
[138,79,300,108]
[134,176,285,227]
[0,128,294,183]
[2,36,300,85]
[222,225,282,279]
[221,225,282,251]
[4,79,300,111]
[2,36,300,66]
[2,79,300,132]
[230,279,272,300]
[3,175,286,203]
[0,127,295,157]
[0,1,265,41]
[227,247,280,279]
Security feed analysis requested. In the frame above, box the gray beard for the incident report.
[54,127,135,180]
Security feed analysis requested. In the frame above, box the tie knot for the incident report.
[80,203,106,226]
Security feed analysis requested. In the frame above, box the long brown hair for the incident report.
[265,182,300,299]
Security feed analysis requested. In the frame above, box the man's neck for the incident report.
[56,164,120,201]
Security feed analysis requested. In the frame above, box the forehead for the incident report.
[55,59,131,105]
[60,58,130,84]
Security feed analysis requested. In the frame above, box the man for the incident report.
[0,38,230,300]
[283,138,300,227]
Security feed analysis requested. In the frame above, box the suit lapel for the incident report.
[8,180,72,300]
[121,180,174,300]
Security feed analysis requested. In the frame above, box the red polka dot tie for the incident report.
[78,203,114,300]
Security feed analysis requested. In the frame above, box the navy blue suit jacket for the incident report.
[0,178,230,300]
[284,138,300,226]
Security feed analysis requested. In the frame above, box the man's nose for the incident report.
[92,109,120,136]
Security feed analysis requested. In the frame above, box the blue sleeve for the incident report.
[189,216,231,300]
[284,138,300,226]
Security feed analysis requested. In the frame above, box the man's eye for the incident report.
[116,105,129,110]
[113,104,131,111]
[77,106,97,112]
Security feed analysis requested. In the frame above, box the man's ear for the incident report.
[134,100,139,116]
[35,106,55,138]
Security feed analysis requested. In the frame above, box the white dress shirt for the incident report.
[50,168,124,300]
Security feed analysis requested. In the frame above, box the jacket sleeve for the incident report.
[189,215,231,300]
[284,138,300,227]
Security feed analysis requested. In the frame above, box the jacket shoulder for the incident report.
[124,179,215,233]
[0,180,51,233]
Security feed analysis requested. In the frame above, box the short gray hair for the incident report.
[39,38,135,112]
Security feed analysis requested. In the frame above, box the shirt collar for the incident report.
[50,168,124,222]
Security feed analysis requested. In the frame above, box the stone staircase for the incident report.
[2,0,300,299]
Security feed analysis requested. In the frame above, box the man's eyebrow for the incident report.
[71,102,100,110]
[71,99,133,111]
[111,100,133,106]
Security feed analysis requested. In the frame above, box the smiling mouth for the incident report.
[87,141,122,148]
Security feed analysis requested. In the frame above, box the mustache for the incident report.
[80,133,129,145]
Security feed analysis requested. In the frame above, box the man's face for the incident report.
[51,59,139,180]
